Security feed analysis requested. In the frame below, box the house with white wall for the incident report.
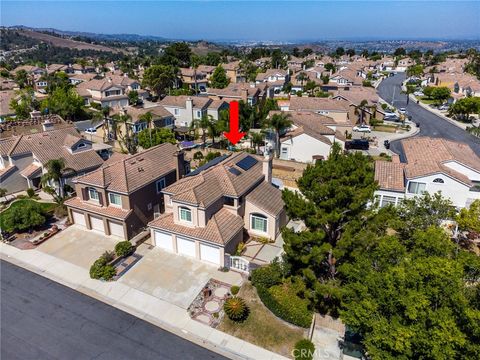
[375,137,480,209]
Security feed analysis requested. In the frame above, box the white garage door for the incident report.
[109,221,124,238]
[90,215,105,233]
[72,210,86,227]
[200,243,221,266]
[177,237,196,258]
[154,231,174,251]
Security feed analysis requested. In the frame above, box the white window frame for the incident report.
[77,142,86,149]
[88,188,99,202]
[251,214,268,233]
[156,178,166,194]
[407,181,426,194]
[433,178,444,184]
[174,108,180,115]
[380,195,397,207]
[179,207,192,223]
[108,193,122,207]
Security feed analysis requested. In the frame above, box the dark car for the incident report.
[345,139,369,151]
[384,140,390,149]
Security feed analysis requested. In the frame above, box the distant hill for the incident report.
[7,25,169,43]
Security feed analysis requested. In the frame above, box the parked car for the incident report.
[399,108,407,114]
[345,139,369,151]
[414,91,424,97]
[439,104,450,111]
[85,128,97,134]
[384,114,400,122]
[384,140,390,149]
[353,124,372,133]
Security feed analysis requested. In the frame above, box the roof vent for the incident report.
[138,167,144,172]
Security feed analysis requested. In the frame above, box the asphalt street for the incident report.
[376,73,480,160]
[0,260,227,360]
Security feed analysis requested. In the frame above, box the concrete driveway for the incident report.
[37,225,120,269]
[119,246,243,309]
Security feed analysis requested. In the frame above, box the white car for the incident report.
[85,127,97,134]
[414,91,424,97]
[399,108,407,114]
[353,124,372,133]
[438,104,450,111]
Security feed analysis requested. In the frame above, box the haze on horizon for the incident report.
[2,1,479,42]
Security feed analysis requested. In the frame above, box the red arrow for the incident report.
[224,101,245,145]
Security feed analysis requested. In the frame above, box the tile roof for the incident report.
[149,208,244,246]
[333,87,379,105]
[289,97,350,112]
[402,137,480,185]
[245,181,284,216]
[7,126,104,172]
[163,152,264,207]
[110,105,172,123]
[20,163,42,178]
[207,83,260,98]
[374,161,406,192]
[74,143,179,193]
[160,95,212,109]
[64,197,132,220]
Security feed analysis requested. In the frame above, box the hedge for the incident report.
[115,241,133,258]
[256,281,312,328]
[294,339,316,360]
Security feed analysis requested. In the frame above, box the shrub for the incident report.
[235,241,246,256]
[230,285,240,295]
[0,201,47,232]
[26,188,35,198]
[193,151,204,160]
[90,258,107,279]
[115,241,133,258]
[293,339,315,360]
[251,261,283,289]
[256,278,312,328]
[102,265,117,281]
[224,296,249,322]
[101,250,115,262]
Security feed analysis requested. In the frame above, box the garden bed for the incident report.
[188,279,231,328]
[218,282,306,358]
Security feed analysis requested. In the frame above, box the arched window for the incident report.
[251,213,268,233]
[433,178,444,184]
[77,143,86,149]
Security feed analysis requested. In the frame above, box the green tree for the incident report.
[431,86,451,104]
[41,87,84,120]
[335,47,345,56]
[264,112,292,158]
[10,89,36,119]
[41,158,75,198]
[111,113,136,154]
[14,69,29,89]
[137,127,176,149]
[394,47,406,56]
[210,65,230,89]
[0,188,7,201]
[1,201,47,232]
[406,64,424,77]
[128,90,139,105]
[142,65,178,96]
[423,85,435,98]
[163,42,192,67]
[449,97,480,122]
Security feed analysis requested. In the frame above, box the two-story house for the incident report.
[65,144,190,240]
[207,83,263,105]
[287,97,352,126]
[255,69,289,94]
[0,120,106,194]
[148,152,286,267]
[375,137,480,209]
[179,68,209,93]
[159,96,228,128]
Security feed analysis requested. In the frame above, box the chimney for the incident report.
[174,150,186,180]
[42,119,54,132]
[262,151,273,184]
[241,88,248,102]
[186,97,194,121]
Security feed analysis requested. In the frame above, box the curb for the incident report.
[0,252,278,360]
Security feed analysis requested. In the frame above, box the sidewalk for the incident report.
[409,94,471,131]
[0,243,287,360]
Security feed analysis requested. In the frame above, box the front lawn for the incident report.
[372,124,397,133]
[218,282,306,358]
[418,96,437,105]
[0,199,55,233]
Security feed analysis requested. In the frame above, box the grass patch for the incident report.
[419,96,436,105]
[372,125,397,133]
[218,282,306,358]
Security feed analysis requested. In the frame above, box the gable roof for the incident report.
[375,160,406,192]
[245,181,284,216]
[74,143,179,193]
[159,95,212,109]
[289,97,350,112]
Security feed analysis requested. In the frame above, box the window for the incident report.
[196,110,202,118]
[156,178,166,194]
[433,178,444,184]
[174,108,179,115]
[88,188,99,201]
[224,196,235,206]
[380,195,396,207]
[281,147,288,158]
[108,193,122,206]
[179,207,192,222]
[76,143,86,149]
[251,214,268,233]
[407,181,426,194]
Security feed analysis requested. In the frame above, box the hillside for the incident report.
[16,30,125,54]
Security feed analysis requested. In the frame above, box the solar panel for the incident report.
[228,167,242,176]
[186,154,229,177]
[236,155,258,171]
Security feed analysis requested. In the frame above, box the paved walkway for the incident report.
[0,243,287,360]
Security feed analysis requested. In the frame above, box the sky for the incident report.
[1,1,479,42]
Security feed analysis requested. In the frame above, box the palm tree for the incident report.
[190,55,201,95]
[264,113,292,158]
[190,115,210,147]
[250,131,264,154]
[296,72,308,86]
[355,99,369,124]
[206,115,224,146]
[112,113,136,154]
[139,111,153,146]
[41,159,76,198]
